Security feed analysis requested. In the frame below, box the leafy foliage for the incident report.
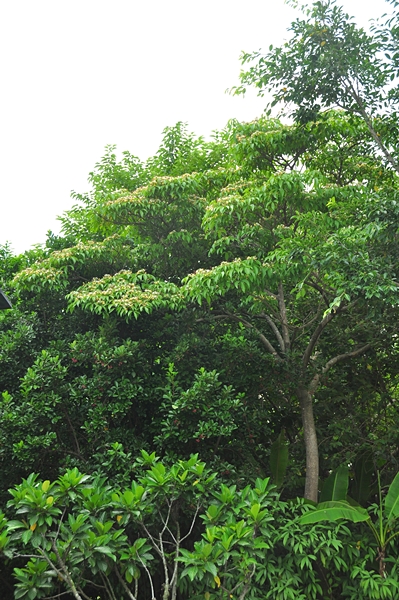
[3,2,399,595]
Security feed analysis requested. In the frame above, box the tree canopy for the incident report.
[9,111,399,505]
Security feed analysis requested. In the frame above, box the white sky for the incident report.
[0,0,389,254]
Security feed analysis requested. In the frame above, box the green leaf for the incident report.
[204,562,217,576]
[123,490,134,505]
[384,471,399,522]
[352,451,374,505]
[320,465,349,502]
[125,570,133,583]
[269,430,289,488]
[250,503,261,520]
[94,546,117,561]
[206,505,219,522]
[6,520,26,531]
[182,566,199,581]
[299,500,369,525]
[21,529,33,544]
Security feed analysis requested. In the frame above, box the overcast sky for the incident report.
[0,0,389,254]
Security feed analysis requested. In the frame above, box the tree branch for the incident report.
[114,566,137,600]
[195,314,229,323]
[345,80,399,173]
[228,313,283,360]
[170,521,180,600]
[308,343,372,395]
[44,592,82,600]
[138,552,156,600]
[278,283,290,351]
[180,503,201,544]
[260,313,285,353]
[291,305,323,346]
[323,343,372,374]
[62,409,81,457]
[306,279,331,307]
[302,310,337,370]
[302,300,359,369]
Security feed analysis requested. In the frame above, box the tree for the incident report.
[1,125,271,502]
[235,0,399,173]
[13,112,399,502]
[178,114,399,501]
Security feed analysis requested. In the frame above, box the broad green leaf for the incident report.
[320,465,349,502]
[21,529,33,544]
[202,543,213,558]
[270,430,289,488]
[6,520,26,531]
[204,562,217,576]
[123,490,134,505]
[94,546,117,561]
[299,500,369,525]
[182,566,198,581]
[250,503,261,520]
[352,451,374,505]
[125,570,133,583]
[384,471,399,522]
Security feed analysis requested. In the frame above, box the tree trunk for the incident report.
[297,384,319,502]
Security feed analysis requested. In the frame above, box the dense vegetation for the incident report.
[2,0,399,597]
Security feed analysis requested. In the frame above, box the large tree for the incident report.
[1,125,270,499]
[12,112,399,501]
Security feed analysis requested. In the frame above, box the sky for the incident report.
[0,0,390,254]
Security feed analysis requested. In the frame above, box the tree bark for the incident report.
[297,384,319,502]
[297,343,371,502]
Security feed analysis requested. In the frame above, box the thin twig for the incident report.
[114,566,138,600]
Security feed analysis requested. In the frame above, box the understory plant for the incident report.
[2,456,399,600]
[0,452,216,600]
[179,479,365,600]
[300,466,399,597]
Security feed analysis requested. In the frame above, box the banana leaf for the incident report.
[384,471,399,522]
[320,465,349,502]
[352,451,374,505]
[270,430,289,488]
[299,500,369,525]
